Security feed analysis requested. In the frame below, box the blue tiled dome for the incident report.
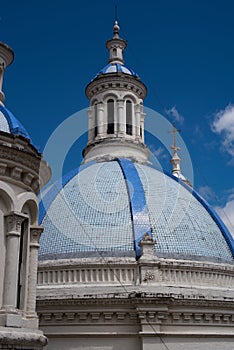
[39,159,234,263]
[0,105,35,146]
[97,63,138,77]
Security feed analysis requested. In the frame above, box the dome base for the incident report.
[83,138,149,164]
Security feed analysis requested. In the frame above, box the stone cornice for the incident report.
[0,135,51,193]
[37,300,234,329]
[85,74,147,100]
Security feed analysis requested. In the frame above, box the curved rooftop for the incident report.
[97,63,138,77]
[39,159,234,263]
[0,105,35,147]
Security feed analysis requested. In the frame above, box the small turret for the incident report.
[83,22,149,164]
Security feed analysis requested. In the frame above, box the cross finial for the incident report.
[169,124,181,153]
[169,124,182,176]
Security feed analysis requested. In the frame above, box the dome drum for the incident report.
[85,74,147,100]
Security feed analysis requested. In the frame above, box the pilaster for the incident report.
[117,99,125,136]
[0,212,27,327]
[97,102,105,137]
[26,226,43,327]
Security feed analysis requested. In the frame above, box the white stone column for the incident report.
[87,107,94,142]
[141,110,146,143]
[117,99,125,136]
[97,102,105,137]
[135,104,141,139]
[131,103,136,138]
[26,226,43,325]
[2,213,25,310]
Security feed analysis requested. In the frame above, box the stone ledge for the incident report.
[0,328,47,347]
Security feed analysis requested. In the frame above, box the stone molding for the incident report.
[38,307,234,330]
[37,257,234,289]
[0,329,47,347]
[0,135,51,194]
[85,74,147,100]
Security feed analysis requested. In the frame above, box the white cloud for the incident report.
[211,104,234,157]
[166,106,184,124]
[215,199,234,236]
[198,185,215,202]
[153,146,167,159]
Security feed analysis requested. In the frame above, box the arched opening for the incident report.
[16,217,29,312]
[107,99,114,134]
[126,100,132,135]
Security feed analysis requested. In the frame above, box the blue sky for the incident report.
[1,0,234,234]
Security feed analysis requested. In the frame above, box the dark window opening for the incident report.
[94,104,98,137]
[107,99,115,134]
[17,221,24,309]
[126,100,132,135]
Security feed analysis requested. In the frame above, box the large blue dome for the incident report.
[39,159,234,263]
[0,105,35,147]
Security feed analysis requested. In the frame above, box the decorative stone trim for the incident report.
[37,265,137,285]
[0,137,51,194]
[38,257,234,289]
[85,75,147,100]
[38,308,234,327]
[139,232,156,260]
[27,226,44,320]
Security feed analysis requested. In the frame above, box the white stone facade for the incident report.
[37,240,234,349]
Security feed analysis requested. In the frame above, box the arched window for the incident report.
[126,100,132,135]
[107,99,114,134]
[94,103,98,137]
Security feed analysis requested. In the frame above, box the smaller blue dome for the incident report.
[98,63,138,77]
[0,105,36,148]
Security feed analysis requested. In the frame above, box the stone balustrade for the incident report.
[37,257,234,289]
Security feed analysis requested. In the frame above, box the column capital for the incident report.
[30,225,44,247]
[97,102,104,111]
[5,212,27,234]
[135,104,141,113]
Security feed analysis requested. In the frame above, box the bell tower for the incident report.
[0,41,51,349]
[83,21,149,163]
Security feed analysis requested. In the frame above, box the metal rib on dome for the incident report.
[39,160,234,263]
[117,158,152,258]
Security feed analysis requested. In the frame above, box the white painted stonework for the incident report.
[37,243,234,350]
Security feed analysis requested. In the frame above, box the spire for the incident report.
[106,21,127,64]
[169,125,192,186]
[0,42,14,105]
[169,125,182,177]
